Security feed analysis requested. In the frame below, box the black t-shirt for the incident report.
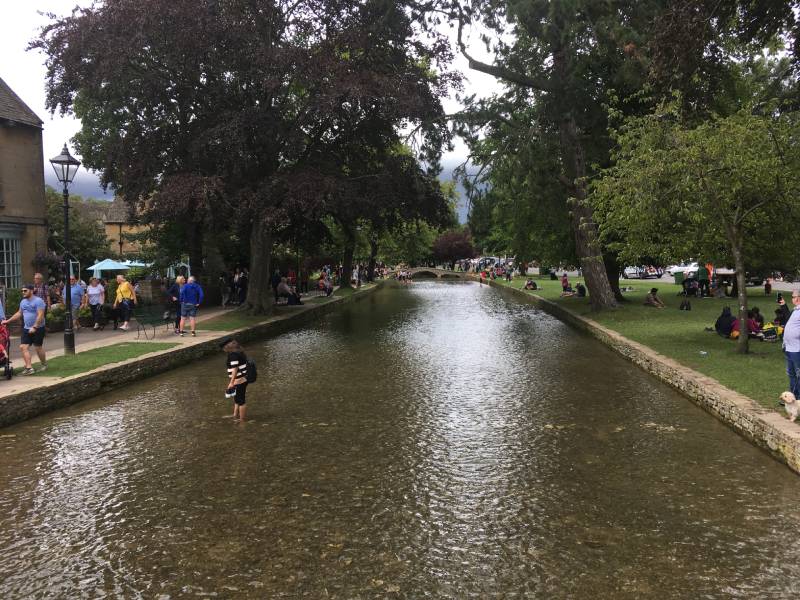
[226,351,248,381]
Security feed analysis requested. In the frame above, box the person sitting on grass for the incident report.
[523,279,538,291]
[752,306,765,329]
[560,285,575,297]
[644,287,666,308]
[574,282,586,297]
[714,306,736,337]
[731,310,763,339]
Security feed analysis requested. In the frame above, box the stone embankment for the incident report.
[483,278,800,476]
[0,285,380,429]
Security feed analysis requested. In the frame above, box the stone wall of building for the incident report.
[0,123,48,283]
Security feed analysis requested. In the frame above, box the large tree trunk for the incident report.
[731,241,749,354]
[341,228,355,290]
[553,46,617,311]
[603,251,625,302]
[367,237,378,283]
[558,112,618,310]
[242,218,273,315]
[188,220,205,277]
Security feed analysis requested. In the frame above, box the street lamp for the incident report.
[49,143,81,355]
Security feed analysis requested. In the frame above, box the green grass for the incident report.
[27,342,177,378]
[494,277,787,410]
[198,312,272,331]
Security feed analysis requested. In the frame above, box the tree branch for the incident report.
[456,14,551,91]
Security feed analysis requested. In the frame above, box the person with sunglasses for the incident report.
[1,284,47,375]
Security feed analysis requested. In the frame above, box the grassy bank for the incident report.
[27,342,177,378]
[494,277,788,410]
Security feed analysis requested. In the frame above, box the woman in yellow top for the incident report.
[113,274,137,331]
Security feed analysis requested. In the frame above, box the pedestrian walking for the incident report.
[2,283,47,375]
[114,274,137,331]
[166,276,184,334]
[86,277,105,330]
[222,338,249,421]
[63,275,85,330]
[32,272,51,310]
[783,290,800,399]
[179,275,204,337]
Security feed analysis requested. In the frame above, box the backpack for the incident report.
[246,359,257,383]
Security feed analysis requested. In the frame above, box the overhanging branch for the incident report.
[457,14,551,92]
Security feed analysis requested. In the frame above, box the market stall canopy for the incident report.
[86,259,129,272]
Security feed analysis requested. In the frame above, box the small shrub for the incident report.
[5,288,22,316]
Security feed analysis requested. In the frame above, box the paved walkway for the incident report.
[0,305,238,399]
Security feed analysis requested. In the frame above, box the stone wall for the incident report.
[0,283,381,428]
[484,278,800,475]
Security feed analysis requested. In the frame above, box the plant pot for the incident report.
[46,321,65,333]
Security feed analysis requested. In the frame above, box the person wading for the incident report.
[222,338,249,421]
[2,283,47,375]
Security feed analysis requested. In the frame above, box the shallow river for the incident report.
[2,282,800,598]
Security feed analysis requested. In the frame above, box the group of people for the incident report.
[219,268,249,306]
[165,276,205,336]
[0,272,139,375]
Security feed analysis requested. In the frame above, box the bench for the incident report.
[135,306,173,340]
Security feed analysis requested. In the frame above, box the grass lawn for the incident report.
[27,342,177,378]
[494,277,788,410]
[198,312,272,331]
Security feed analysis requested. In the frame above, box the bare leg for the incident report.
[232,403,239,419]
[179,316,185,332]
[238,404,246,422]
[20,344,32,369]
[34,346,46,367]
[190,316,196,333]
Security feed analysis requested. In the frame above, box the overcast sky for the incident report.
[1,1,501,211]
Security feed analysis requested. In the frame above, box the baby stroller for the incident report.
[0,323,12,380]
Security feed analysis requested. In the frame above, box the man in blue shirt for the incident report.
[179,276,204,337]
[63,276,85,330]
[1,283,47,375]
[782,290,800,398]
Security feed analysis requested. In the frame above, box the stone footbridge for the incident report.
[395,267,470,279]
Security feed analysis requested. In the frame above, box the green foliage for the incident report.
[378,221,437,266]
[5,289,21,317]
[46,304,66,327]
[45,185,110,275]
[592,103,800,350]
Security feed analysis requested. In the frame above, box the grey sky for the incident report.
[1,1,501,211]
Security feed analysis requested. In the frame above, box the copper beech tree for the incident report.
[35,0,454,313]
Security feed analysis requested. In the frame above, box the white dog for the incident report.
[780,391,799,422]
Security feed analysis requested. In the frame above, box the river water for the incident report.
[1,281,800,598]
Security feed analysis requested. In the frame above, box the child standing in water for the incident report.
[222,338,249,421]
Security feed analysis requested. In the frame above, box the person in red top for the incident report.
[561,273,569,292]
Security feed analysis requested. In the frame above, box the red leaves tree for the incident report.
[34,0,454,313]
[432,229,476,264]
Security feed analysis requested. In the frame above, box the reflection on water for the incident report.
[2,282,800,598]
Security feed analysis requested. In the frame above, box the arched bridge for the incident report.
[394,267,470,279]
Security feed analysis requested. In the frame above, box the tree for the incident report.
[592,105,800,353]
[45,186,110,278]
[446,0,674,309]
[432,229,476,264]
[34,0,453,313]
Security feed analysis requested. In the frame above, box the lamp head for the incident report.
[49,143,81,186]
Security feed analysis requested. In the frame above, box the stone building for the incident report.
[103,195,148,257]
[0,76,48,289]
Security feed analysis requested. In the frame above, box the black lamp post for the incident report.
[49,143,81,355]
